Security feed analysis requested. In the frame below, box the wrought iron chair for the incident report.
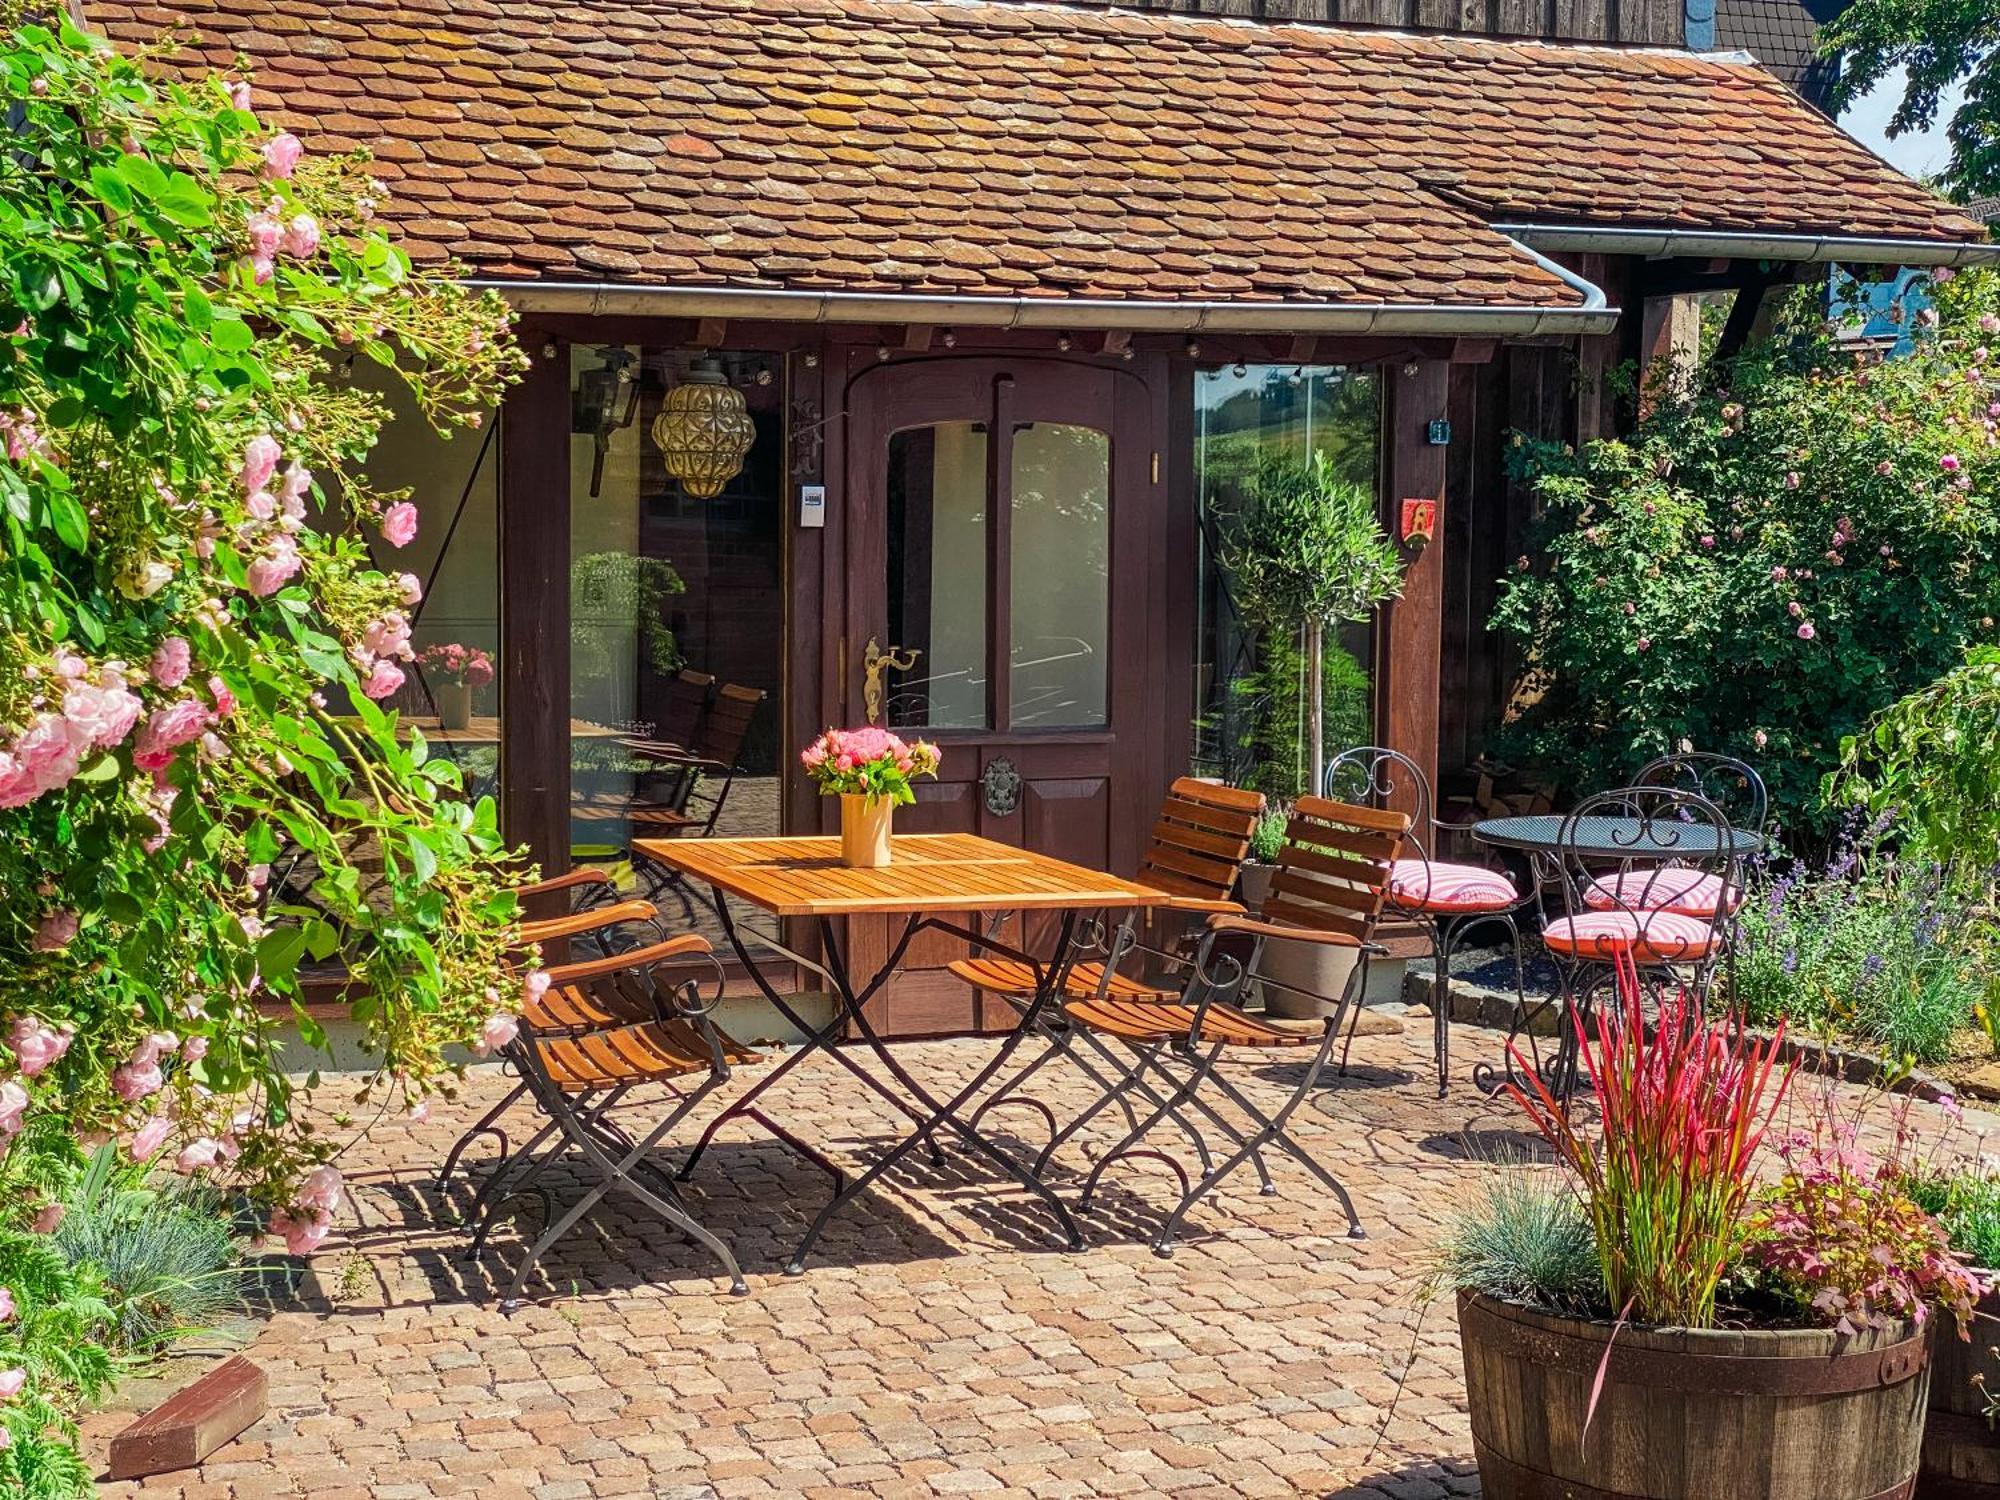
[1323,747,1530,1097]
[466,932,755,1308]
[1059,795,1409,1256]
[1538,785,1745,1100]
[944,777,1267,1183]
[1635,751,1770,843]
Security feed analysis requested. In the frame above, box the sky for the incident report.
[1839,67,1970,184]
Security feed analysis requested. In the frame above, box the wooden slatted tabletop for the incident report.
[635,833,1230,919]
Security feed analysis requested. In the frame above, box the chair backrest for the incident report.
[658,668,715,749]
[696,683,766,768]
[1136,777,1266,904]
[1323,745,1435,861]
[1264,794,1410,943]
[1551,785,1742,963]
[1635,752,1769,838]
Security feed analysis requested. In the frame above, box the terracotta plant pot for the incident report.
[436,680,472,731]
[839,793,893,868]
[1920,1279,2000,1497]
[1458,1291,1931,1500]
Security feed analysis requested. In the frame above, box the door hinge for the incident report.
[1151,451,1160,485]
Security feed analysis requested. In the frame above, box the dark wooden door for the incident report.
[838,354,1166,1033]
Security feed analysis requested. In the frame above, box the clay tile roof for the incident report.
[84,0,1987,310]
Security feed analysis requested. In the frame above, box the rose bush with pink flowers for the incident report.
[1491,269,2000,837]
[0,14,548,1488]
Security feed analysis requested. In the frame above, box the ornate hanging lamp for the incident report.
[652,357,754,499]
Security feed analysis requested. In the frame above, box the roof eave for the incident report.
[463,280,1622,337]
[1494,222,2000,266]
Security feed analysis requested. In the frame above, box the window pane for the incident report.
[1192,365,1380,797]
[1009,422,1109,728]
[885,422,988,730]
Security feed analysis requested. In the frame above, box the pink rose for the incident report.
[0,1081,27,1137]
[0,1287,14,1322]
[380,502,419,548]
[13,714,81,798]
[473,1013,520,1057]
[361,660,405,700]
[63,680,142,750]
[1636,637,1651,652]
[8,1018,70,1077]
[128,1114,173,1161]
[0,1369,24,1400]
[241,434,281,495]
[30,1204,62,1235]
[151,636,192,689]
[262,132,303,179]
[1783,472,1801,489]
[246,536,302,597]
[174,1139,222,1174]
[362,612,411,661]
[111,1047,165,1101]
[296,1164,343,1212]
[396,572,423,606]
[523,971,550,1005]
[1797,622,1817,640]
[0,752,34,810]
[268,1206,331,1257]
[132,699,211,771]
[281,212,320,259]
[181,1035,209,1063]
[245,489,276,521]
[226,79,251,111]
[406,1099,431,1124]
[30,909,77,953]
[1941,454,1962,473]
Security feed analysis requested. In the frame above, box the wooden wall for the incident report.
[1037,0,1686,45]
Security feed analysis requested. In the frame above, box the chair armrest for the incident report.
[632,751,731,775]
[1206,914,1364,948]
[516,866,616,902]
[543,933,712,984]
[519,899,658,947]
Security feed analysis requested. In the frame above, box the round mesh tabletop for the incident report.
[1470,814,1762,859]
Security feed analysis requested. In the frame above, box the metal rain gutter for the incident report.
[462,237,1620,338]
[1493,222,2000,268]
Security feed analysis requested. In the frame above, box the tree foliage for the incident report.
[1822,0,2000,204]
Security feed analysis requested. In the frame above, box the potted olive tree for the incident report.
[1221,451,1403,1019]
[1430,958,1984,1500]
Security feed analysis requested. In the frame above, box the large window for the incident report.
[1193,364,1380,798]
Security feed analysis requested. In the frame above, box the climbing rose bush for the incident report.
[0,13,539,1477]
[1491,269,2000,837]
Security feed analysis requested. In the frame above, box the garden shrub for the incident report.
[0,9,537,1482]
[1732,827,1984,1064]
[1491,269,2000,837]
[1426,1172,1603,1316]
[1906,1169,2000,1271]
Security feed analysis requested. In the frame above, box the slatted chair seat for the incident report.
[537,1018,758,1091]
[1062,996,1321,1048]
[947,955,1181,1003]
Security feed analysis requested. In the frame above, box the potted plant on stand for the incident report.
[1220,451,1403,1019]
[801,727,940,868]
[1432,954,1985,1500]
[416,642,495,730]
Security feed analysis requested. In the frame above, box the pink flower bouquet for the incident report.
[416,641,495,688]
[800,726,940,806]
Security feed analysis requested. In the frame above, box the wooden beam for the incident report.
[1097,329,1132,357]
[1448,337,1498,365]
[500,329,572,891]
[1287,334,1319,363]
[1376,360,1450,820]
[902,324,934,353]
[694,316,727,349]
[109,1356,267,1480]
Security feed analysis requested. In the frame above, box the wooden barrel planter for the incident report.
[1459,1291,1932,1499]
[1919,1282,2000,1498]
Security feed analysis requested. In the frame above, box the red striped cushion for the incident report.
[1542,910,1717,963]
[1388,859,1519,912]
[1583,869,1739,918]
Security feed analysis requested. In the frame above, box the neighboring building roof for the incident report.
[89,0,1987,314]
[1713,0,1846,107]
[1963,196,2000,224]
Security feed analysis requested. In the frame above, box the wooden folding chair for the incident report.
[946,778,1266,1178]
[467,933,758,1307]
[1061,794,1409,1256]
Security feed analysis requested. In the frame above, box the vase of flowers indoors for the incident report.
[801,727,941,868]
[1428,951,1984,1500]
[418,642,495,730]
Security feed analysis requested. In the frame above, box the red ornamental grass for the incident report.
[1508,950,1795,1328]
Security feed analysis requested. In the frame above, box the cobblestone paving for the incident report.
[83,1020,1985,1500]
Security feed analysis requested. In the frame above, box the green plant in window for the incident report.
[570,551,684,682]
[1220,451,1403,796]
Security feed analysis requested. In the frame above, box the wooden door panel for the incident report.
[1017,777,1110,870]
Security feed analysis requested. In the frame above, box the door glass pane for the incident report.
[886,422,988,729]
[1009,422,1109,728]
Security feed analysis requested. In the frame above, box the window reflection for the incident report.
[1009,422,1108,728]
[885,422,989,730]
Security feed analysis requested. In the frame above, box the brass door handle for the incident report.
[861,636,921,726]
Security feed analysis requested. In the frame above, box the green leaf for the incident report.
[114,152,169,200]
[183,285,213,332]
[209,312,254,352]
[88,164,132,212]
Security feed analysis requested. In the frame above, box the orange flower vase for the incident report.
[839,793,893,868]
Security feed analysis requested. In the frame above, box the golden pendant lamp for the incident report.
[652,357,754,498]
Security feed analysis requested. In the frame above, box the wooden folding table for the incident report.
[634,832,1192,1273]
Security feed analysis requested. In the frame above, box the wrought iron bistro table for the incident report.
[1466,813,1765,1097]
[632,832,1227,1274]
